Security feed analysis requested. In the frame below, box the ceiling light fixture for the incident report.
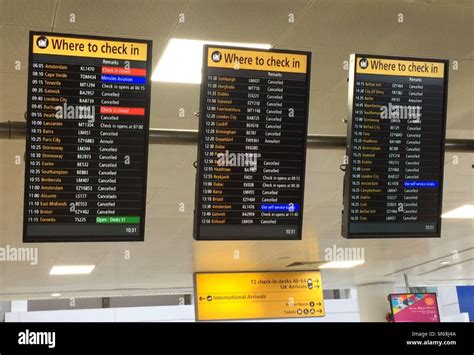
[49,265,95,275]
[152,38,272,84]
[51,293,62,297]
[442,205,474,219]
[318,260,365,269]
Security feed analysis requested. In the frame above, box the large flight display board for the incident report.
[194,46,311,240]
[343,54,448,238]
[23,32,152,242]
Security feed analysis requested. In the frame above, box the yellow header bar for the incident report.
[207,47,308,74]
[355,57,444,78]
[195,271,324,321]
[32,35,148,61]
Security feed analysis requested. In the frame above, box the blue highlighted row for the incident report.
[404,180,439,188]
[101,75,146,84]
[261,203,300,212]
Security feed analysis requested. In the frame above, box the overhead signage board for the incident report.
[194,271,324,321]
[23,32,152,242]
[194,45,311,240]
[389,293,440,322]
[342,54,448,238]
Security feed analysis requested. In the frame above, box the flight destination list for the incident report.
[194,46,311,240]
[343,54,448,238]
[23,32,152,242]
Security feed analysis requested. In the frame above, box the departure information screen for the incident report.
[23,32,152,242]
[194,46,311,240]
[343,54,448,238]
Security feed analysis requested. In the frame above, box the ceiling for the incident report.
[0,0,473,301]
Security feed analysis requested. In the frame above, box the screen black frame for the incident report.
[342,53,449,239]
[23,31,152,243]
[193,45,312,240]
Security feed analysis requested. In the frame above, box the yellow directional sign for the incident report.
[194,271,324,321]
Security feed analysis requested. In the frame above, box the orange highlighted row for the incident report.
[100,106,145,115]
[101,66,147,76]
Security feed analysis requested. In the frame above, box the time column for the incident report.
[350,79,365,223]
[27,61,48,224]
[200,73,219,226]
